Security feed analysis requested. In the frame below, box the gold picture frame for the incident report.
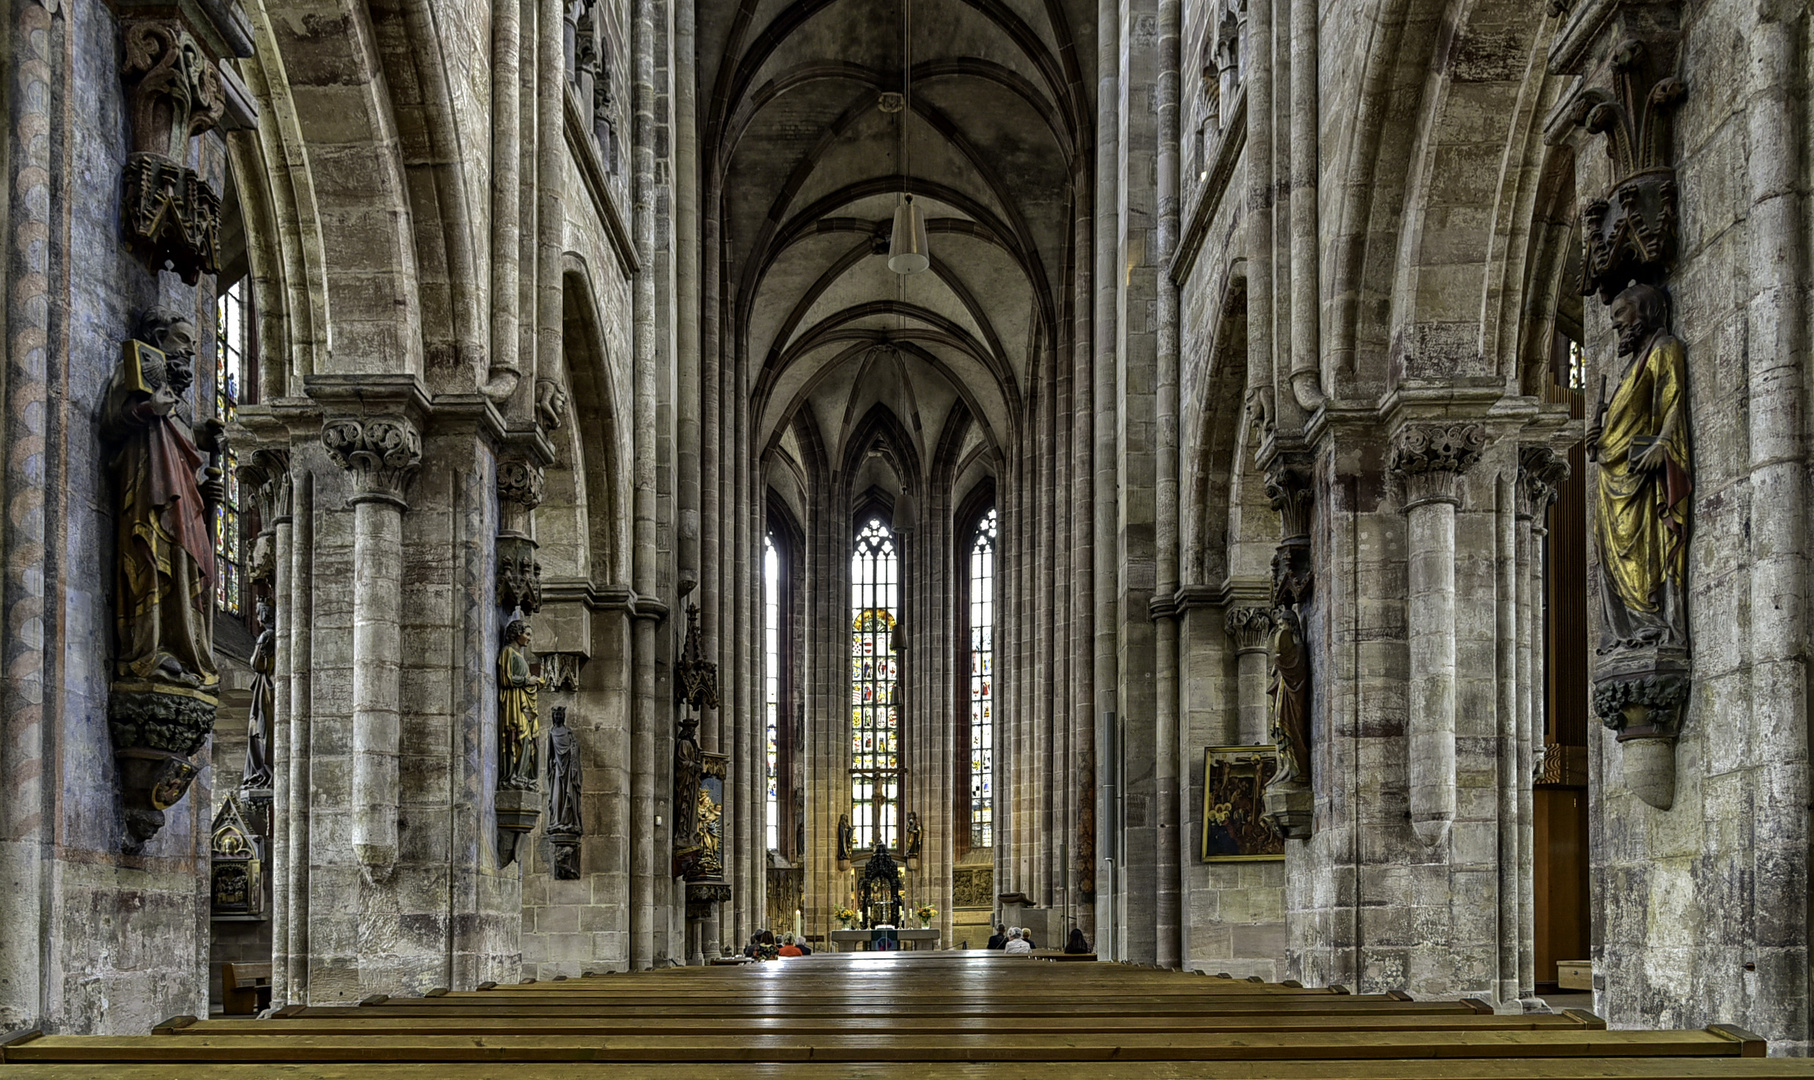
[1201,745,1285,862]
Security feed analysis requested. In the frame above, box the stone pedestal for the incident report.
[497,789,541,869]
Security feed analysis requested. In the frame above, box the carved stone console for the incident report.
[120,21,225,282]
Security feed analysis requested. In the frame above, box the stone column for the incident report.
[1517,446,1567,997]
[1225,607,1274,746]
[322,415,422,868]
[1388,423,1484,849]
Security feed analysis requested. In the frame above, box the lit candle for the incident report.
[795,908,803,941]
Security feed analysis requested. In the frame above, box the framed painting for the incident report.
[1201,745,1286,862]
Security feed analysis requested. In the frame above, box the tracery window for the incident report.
[764,534,781,852]
[213,278,247,616]
[967,508,996,848]
[850,516,899,852]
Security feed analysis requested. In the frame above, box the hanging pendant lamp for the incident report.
[887,0,928,275]
[888,195,929,274]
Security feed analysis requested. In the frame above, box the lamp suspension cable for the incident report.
[887,0,929,274]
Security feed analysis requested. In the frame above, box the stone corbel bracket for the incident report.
[119,19,225,282]
[1389,422,1487,847]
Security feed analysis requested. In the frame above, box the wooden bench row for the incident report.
[0,953,1799,1078]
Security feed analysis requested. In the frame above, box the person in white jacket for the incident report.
[1003,928,1032,955]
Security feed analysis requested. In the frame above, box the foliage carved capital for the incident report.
[322,415,421,508]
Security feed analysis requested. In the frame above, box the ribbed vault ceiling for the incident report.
[705,0,1094,486]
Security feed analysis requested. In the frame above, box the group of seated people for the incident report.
[742,929,812,960]
[984,925,1091,954]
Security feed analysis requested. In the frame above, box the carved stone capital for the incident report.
[1389,423,1487,509]
[497,459,546,510]
[1262,453,1314,542]
[1516,445,1571,524]
[322,415,421,508]
[1224,606,1274,654]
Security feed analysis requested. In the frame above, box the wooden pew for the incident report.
[218,963,272,1017]
[2,953,1803,1079]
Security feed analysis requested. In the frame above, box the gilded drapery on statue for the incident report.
[1588,284,1691,652]
[103,311,222,693]
[498,619,543,789]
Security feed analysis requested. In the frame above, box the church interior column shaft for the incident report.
[268,502,295,1003]
[1403,487,1458,848]
[486,0,520,403]
[349,480,407,868]
[1496,474,1521,1006]
[1153,0,1183,970]
[629,0,660,970]
[1092,0,1121,955]
[285,474,314,999]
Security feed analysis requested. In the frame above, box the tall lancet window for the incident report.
[968,508,996,847]
[213,278,247,616]
[972,511,1001,849]
[850,516,900,851]
[764,535,781,851]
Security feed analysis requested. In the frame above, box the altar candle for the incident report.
[795,908,803,940]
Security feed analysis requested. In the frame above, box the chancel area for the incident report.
[2,0,1812,1063]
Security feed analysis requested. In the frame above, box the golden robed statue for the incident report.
[499,619,544,789]
[1586,284,1691,652]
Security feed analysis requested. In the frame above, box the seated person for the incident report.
[1003,927,1032,955]
[1064,928,1090,954]
[1021,928,1038,949]
[754,929,780,961]
[778,934,805,957]
[986,923,1007,950]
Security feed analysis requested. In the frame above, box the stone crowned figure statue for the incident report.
[101,309,224,695]
[546,705,583,835]
[1586,283,1692,653]
[498,619,544,788]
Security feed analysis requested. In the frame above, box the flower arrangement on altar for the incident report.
[915,905,937,927]
[834,907,857,928]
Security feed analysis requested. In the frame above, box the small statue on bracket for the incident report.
[498,618,544,789]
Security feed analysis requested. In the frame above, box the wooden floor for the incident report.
[2,951,1806,1077]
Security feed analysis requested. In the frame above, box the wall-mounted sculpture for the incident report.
[105,310,225,846]
[837,812,854,871]
[1586,285,1691,808]
[496,618,545,867]
[902,810,923,870]
[497,460,546,616]
[240,596,276,794]
[1557,7,1692,811]
[1260,452,1314,839]
[546,706,583,879]
[120,21,224,283]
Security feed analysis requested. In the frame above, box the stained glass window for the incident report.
[214,279,246,616]
[849,517,899,852]
[764,535,781,852]
[968,508,996,847]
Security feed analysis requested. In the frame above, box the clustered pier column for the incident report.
[1389,423,1485,849]
[322,416,423,868]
